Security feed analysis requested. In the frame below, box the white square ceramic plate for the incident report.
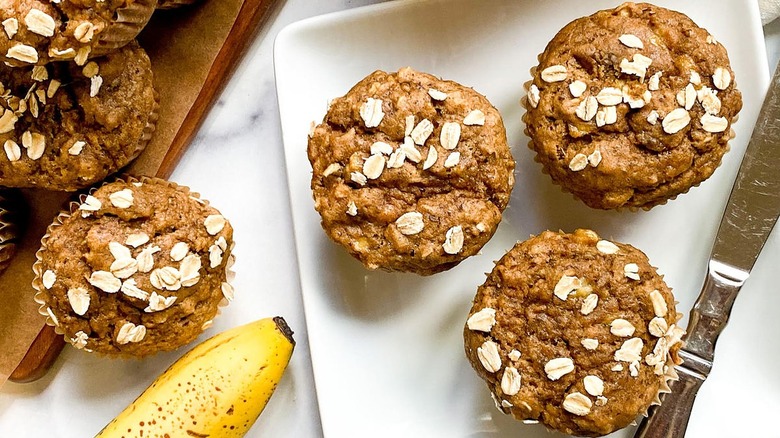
[275,1,776,437]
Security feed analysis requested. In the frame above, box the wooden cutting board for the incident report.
[4,0,282,384]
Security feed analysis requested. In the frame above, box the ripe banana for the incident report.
[96,317,295,438]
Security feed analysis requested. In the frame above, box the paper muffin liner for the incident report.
[33,199,82,336]
[93,0,157,56]
[125,89,161,165]
[0,190,24,275]
[640,306,686,419]
[157,0,200,9]
[34,65,159,192]
[33,175,236,353]
[522,56,739,212]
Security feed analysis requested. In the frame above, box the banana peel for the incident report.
[96,316,295,437]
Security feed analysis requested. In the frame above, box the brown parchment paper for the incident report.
[0,0,247,385]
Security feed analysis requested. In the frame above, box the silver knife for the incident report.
[635,62,780,438]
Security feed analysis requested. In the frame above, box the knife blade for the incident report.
[634,63,780,438]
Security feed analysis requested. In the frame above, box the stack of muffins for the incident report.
[307,2,741,436]
[0,0,237,359]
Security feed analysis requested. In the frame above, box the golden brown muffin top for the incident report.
[525,2,742,210]
[36,178,234,357]
[0,0,156,66]
[308,67,515,275]
[0,41,156,191]
[464,229,684,436]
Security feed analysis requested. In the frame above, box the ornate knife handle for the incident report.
[634,370,703,438]
[635,262,745,438]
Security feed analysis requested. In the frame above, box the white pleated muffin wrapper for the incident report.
[93,0,158,56]
[0,191,22,275]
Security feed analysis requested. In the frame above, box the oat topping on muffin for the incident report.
[464,229,684,437]
[524,2,742,210]
[0,0,157,66]
[0,41,157,191]
[308,67,514,275]
[35,178,234,357]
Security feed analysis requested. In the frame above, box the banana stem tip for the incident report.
[273,316,295,346]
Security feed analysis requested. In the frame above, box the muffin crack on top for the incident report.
[308,67,514,275]
[524,2,742,210]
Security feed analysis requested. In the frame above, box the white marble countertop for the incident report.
[0,1,778,437]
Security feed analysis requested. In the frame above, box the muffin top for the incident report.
[35,178,234,357]
[0,41,156,191]
[464,229,684,437]
[524,2,742,210]
[308,67,515,275]
[0,0,156,66]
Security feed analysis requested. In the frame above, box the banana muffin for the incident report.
[0,41,157,191]
[0,0,156,66]
[464,229,685,437]
[308,67,515,275]
[523,2,742,210]
[33,177,235,357]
